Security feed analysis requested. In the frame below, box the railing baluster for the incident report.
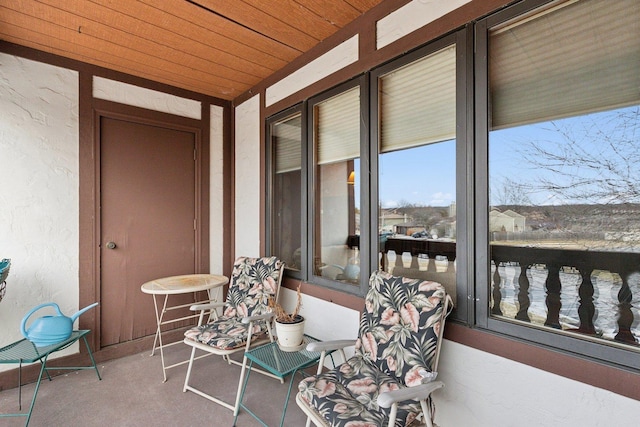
[576,266,596,335]
[544,263,562,329]
[515,260,531,322]
[492,259,503,315]
[615,272,637,344]
[382,238,639,348]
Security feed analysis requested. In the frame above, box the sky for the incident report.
[489,105,640,206]
[378,141,456,208]
[351,105,640,209]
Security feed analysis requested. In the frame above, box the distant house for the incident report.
[379,209,410,233]
[489,209,526,232]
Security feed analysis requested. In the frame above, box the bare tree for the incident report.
[491,176,533,207]
[515,106,640,204]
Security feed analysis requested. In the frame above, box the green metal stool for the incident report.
[0,330,101,426]
[234,335,330,427]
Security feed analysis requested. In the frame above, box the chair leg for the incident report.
[183,346,197,392]
[387,403,398,427]
[420,399,434,427]
[232,355,250,416]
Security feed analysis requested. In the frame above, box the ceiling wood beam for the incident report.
[190,0,319,51]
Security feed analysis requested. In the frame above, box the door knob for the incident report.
[106,241,117,249]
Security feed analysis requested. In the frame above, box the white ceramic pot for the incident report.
[275,315,305,351]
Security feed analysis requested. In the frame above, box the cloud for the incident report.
[430,192,453,205]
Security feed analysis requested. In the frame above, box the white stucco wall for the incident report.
[210,105,225,274]
[265,35,359,107]
[377,0,472,49]
[436,341,639,426]
[93,76,202,119]
[0,53,80,366]
[234,94,261,259]
[278,287,360,347]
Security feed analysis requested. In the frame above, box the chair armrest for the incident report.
[241,312,275,324]
[377,381,444,408]
[305,339,357,375]
[190,302,224,311]
[306,339,357,353]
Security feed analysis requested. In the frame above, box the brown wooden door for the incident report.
[100,116,197,347]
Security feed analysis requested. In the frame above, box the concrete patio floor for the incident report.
[0,342,312,426]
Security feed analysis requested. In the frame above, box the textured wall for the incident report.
[437,341,639,426]
[93,76,201,119]
[376,0,471,49]
[210,105,225,275]
[265,35,359,107]
[0,53,80,365]
[234,94,261,259]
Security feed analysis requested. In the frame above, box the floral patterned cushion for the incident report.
[357,270,446,385]
[184,256,283,350]
[298,270,446,427]
[298,354,422,427]
[184,314,268,351]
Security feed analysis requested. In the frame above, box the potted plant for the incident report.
[269,285,305,351]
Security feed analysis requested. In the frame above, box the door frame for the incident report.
[80,98,210,353]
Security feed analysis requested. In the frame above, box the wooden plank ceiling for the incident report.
[0,0,383,100]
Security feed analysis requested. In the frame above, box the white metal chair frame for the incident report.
[182,257,284,415]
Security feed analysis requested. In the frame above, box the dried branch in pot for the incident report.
[268,284,302,323]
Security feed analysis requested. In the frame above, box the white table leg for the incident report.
[149,294,170,382]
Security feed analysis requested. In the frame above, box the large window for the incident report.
[480,0,640,368]
[267,108,303,275]
[376,44,458,302]
[266,0,640,370]
[310,83,363,291]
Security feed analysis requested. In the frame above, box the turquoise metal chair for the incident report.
[0,330,101,426]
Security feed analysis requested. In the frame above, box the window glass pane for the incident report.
[378,45,457,300]
[272,113,302,271]
[314,87,361,286]
[488,0,640,349]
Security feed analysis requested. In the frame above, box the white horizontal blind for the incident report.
[380,45,456,153]
[273,114,301,173]
[490,0,640,129]
[316,87,360,165]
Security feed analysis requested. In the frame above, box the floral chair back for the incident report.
[296,270,450,427]
[356,269,447,386]
[223,256,284,318]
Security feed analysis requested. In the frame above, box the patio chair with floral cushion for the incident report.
[296,270,453,427]
[182,256,284,414]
